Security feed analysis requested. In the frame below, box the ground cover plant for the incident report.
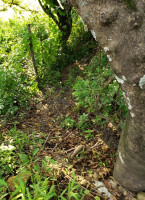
[0,125,91,200]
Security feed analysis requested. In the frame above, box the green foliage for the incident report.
[0,11,61,116]
[84,129,93,140]
[0,19,37,116]
[60,116,76,129]
[67,172,87,200]
[73,53,127,126]
[0,9,96,118]
[77,113,89,131]
[0,144,17,179]
[0,126,89,200]
[68,9,97,60]
[0,65,38,116]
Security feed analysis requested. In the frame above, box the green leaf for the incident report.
[84,189,90,195]
[0,179,7,187]
[19,178,26,194]
[33,148,39,156]
[49,158,57,164]
[95,196,101,200]
[34,164,40,173]
[19,153,28,164]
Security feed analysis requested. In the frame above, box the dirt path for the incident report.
[0,59,136,200]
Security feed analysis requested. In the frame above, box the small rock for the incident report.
[36,110,41,114]
[94,181,112,200]
[7,171,31,192]
[124,197,129,200]
[108,179,118,189]
[118,186,127,196]
[123,190,127,196]
[58,138,62,142]
[7,176,17,192]
[93,172,99,180]
[80,179,89,186]
[137,192,145,200]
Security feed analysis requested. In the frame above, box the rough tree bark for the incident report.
[70,0,145,192]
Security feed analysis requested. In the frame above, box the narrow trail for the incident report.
[0,59,136,200]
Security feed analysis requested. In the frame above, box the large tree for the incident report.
[70,0,145,192]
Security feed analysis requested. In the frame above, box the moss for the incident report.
[123,0,137,11]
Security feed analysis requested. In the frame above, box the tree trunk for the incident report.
[27,24,40,84]
[58,10,72,42]
[70,0,145,192]
[38,0,72,42]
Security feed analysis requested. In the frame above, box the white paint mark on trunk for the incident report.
[91,30,97,40]
[128,102,132,110]
[115,75,126,84]
[122,92,134,117]
[130,112,135,117]
[139,75,145,89]
[107,55,112,62]
[119,152,126,166]
[104,46,109,52]
[122,76,126,81]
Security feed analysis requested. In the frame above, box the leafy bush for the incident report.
[73,53,127,126]
[0,65,38,116]
[0,12,60,116]
[0,9,97,118]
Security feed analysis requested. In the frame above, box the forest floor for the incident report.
[1,57,136,200]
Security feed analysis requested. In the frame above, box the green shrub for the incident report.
[0,66,38,116]
[73,53,127,126]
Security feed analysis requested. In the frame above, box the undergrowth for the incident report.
[0,125,90,200]
[0,11,96,119]
[61,52,127,131]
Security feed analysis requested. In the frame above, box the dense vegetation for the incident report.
[0,4,127,200]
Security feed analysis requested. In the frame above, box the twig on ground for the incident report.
[43,133,51,147]
[70,145,85,159]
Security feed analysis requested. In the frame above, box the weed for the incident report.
[84,129,94,140]
[77,113,89,131]
[60,116,76,129]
